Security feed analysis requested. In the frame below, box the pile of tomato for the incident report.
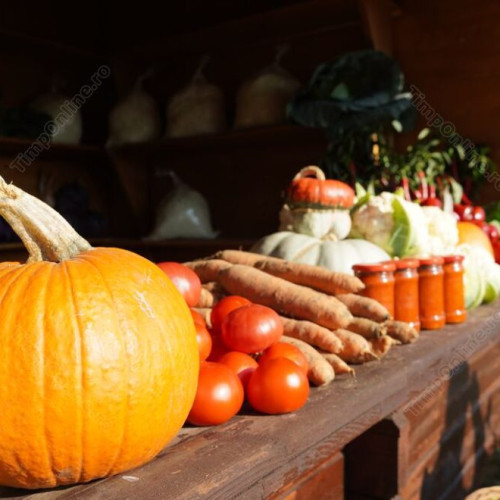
[157,261,311,426]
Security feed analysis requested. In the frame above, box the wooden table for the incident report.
[2,302,500,500]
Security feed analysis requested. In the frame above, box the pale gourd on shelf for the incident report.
[107,71,161,146]
[251,232,390,276]
[146,171,218,240]
[166,56,226,138]
[252,166,390,274]
[279,166,355,240]
[31,88,82,144]
[234,45,301,129]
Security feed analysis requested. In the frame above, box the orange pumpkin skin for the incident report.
[0,247,199,489]
[285,165,355,209]
[457,221,494,257]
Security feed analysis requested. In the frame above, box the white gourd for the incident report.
[107,72,160,146]
[251,231,390,275]
[166,57,226,138]
[31,92,82,144]
[234,45,301,129]
[279,204,352,240]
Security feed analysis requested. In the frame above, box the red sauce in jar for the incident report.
[418,256,445,330]
[443,255,467,324]
[352,262,395,317]
[393,258,420,331]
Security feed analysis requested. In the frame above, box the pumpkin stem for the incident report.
[293,166,326,181]
[0,176,92,262]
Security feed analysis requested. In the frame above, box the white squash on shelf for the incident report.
[107,72,161,146]
[251,231,390,275]
[166,56,226,138]
[146,171,218,240]
[234,45,301,129]
[31,91,82,145]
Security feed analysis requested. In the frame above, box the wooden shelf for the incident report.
[108,124,326,156]
[0,238,256,263]
[0,27,107,61]
[2,300,500,499]
[0,137,105,162]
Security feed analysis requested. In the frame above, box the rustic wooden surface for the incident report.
[1,300,499,499]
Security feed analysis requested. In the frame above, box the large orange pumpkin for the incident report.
[0,177,199,489]
[457,221,494,257]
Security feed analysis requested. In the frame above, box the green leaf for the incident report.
[417,128,430,140]
[392,120,403,132]
[389,197,412,257]
[330,82,350,99]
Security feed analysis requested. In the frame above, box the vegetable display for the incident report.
[186,250,418,393]
[0,177,199,489]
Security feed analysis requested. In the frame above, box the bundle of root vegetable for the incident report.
[185,250,419,386]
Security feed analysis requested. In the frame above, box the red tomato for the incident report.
[493,240,500,264]
[221,304,283,354]
[187,361,244,426]
[473,206,486,222]
[207,333,230,362]
[157,262,201,307]
[247,358,309,415]
[488,223,500,243]
[259,342,309,375]
[190,308,206,327]
[210,295,251,334]
[421,197,442,208]
[219,351,259,390]
[195,322,212,361]
[454,204,473,221]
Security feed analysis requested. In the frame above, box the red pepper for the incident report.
[417,171,429,199]
[461,192,473,206]
[421,197,442,208]
[401,177,411,201]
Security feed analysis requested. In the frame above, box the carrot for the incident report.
[202,281,226,295]
[184,259,232,283]
[336,294,390,322]
[215,249,364,295]
[192,307,213,327]
[348,317,387,339]
[196,282,226,308]
[320,352,355,376]
[196,287,217,308]
[218,264,353,330]
[213,249,264,266]
[369,336,400,358]
[280,316,343,354]
[333,329,378,364]
[281,336,335,386]
[385,320,419,344]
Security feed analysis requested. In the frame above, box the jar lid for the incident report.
[419,256,444,266]
[392,258,420,270]
[443,254,465,264]
[352,261,396,273]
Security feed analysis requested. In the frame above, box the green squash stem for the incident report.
[0,176,92,262]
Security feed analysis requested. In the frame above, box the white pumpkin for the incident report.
[279,204,351,240]
[251,231,390,275]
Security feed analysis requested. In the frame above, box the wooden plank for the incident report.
[278,451,344,500]
[1,302,500,499]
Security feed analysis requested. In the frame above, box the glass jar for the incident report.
[393,258,420,331]
[443,254,467,324]
[352,261,396,317]
[418,256,445,330]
